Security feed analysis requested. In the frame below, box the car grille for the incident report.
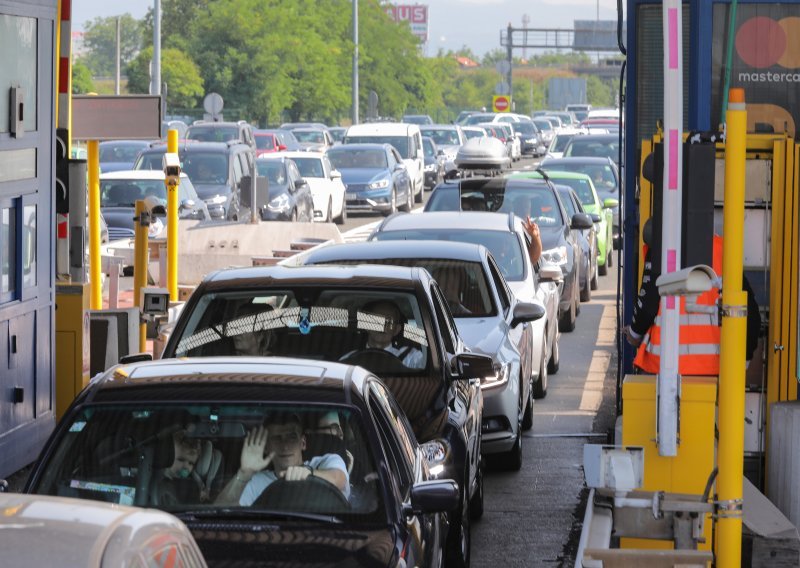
[108,227,135,241]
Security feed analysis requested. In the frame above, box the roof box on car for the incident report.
[454,137,510,170]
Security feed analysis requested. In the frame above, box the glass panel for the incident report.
[0,15,37,133]
[1,206,16,299]
[0,149,36,182]
[22,205,36,288]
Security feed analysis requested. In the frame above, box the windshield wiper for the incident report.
[174,508,341,524]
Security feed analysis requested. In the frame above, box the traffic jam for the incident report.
[8,0,799,566]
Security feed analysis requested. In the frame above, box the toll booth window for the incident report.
[0,15,38,133]
[22,205,36,289]
[1,205,16,302]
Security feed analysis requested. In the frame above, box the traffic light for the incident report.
[55,128,69,215]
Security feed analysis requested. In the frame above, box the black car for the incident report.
[160,265,488,567]
[424,175,593,332]
[556,185,598,303]
[422,136,445,190]
[25,357,459,567]
[255,156,314,222]
[134,141,255,221]
[538,156,622,248]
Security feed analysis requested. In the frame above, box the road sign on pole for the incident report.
[493,95,511,113]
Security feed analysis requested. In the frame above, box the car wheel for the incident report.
[607,247,613,268]
[580,258,592,302]
[334,197,347,225]
[324,199,332,223]
[598,254,608,276]
[382,188,397,217]
[494,426,523,472]
[446,484,472,568]
[415,179,423,203]
[400,184,412,212]
[469,458,484,520]
[533,342,548,399]
[523,374,535,427]
[591,256,599,290]
[558,285,577,332]
[547,333,560,375]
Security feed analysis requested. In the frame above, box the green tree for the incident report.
[141,0,213,52]
[127,47,205,108]
[71,60,95,94]
[586,75,615,107]
[82,14,142,77]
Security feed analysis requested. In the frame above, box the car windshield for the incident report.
[541,163,618,192]
[343,136,411,159]
[564,138,619,160]
[172,290,430,374]
[328,148,387,169]
[100,144,144,162]
[319,259,495,318]
[329,129,345,142]
[182,153,230,186]
[463,129,485,140]
[290,157,325,178]
[256,161,287,185]
[463,114,496,125]
[31,402,383,521]
[100,179,167,207]
[551,134,574,153]
[294,130,325,143]
[255,136,275,150]
[186,126,239,143]
[552,177,594,205]
[374,229,525,282]
[514,122,536,135]
[533,120,553,132]
[422,139,436,158]
[421,129,460,146]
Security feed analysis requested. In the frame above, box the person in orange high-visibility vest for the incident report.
[623,220,760,374]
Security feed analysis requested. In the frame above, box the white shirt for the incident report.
[239,453,349,506]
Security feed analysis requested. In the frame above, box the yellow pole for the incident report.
[133,200,149,353]
[87,140,102,309]
[166,129,179,301]
[717,87,747,568]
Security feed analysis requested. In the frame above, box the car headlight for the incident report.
[542,245,568,266]
[481,362,510,390]
[268,193,290,211]
[525,138,537,144]
[420,439,450,477]
[206,194,227,205]
[368,179,390,190]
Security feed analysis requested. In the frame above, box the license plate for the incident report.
[346,192,357,200]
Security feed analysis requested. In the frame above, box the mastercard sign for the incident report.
[493,95,511,113]
[712,5,800,136]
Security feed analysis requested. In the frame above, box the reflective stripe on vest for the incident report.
[633,236,723,375]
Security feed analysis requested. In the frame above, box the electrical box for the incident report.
[55,283,91,420]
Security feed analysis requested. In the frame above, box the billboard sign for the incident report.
[385,4,429,42]
[712,4,800,136]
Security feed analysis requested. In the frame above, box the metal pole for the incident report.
[87,140,102,310]
[352,0,359,125]
[133,200,149,353]
[166,130,179,301]
[114,17,120,95]
[506,24,513,100]
[717,87,747,568]
[657,0,684,457]
[152,0,161,96]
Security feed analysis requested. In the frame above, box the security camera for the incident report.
[140,287,170,316]
[656,264,717,296]
[162,152,181,186]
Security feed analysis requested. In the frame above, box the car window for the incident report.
[430,284,458,355]
[542,163,618,192]
[564,138,619,160]
[255,135,275,150]
[100,144,145,162]
[421,129,460,147]
[551,135,574,153]
[30,402,383,519]
[232,154,244,189]
[342,136,411,159]
[368,382,415,493]
[256,161,287,185]
[172,290,430,374]
[182,153,229,185]
[291,157,325,178]
[486,256,511,316]
[328,148,388,169]
[100,180,167,207]
[294,130,325,143]
[186,125,239,143]
[559,189,578,216]
[553,177,595,205]
[422,138,435,158]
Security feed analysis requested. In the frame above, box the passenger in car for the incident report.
[342,300,425,369]
[151,430,203,506]
[431,265,472,316]
[215,412,349,506]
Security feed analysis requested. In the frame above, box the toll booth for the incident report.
[0,0,57,477]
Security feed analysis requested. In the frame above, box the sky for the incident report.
[73,0,625,57]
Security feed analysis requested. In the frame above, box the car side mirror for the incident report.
[603,197,619,208]
[293,179,308,192]
[510,301,546,327]
[180,199,196,211]
[455,352,494,380]
[590,213,602,223]
[278,144,287,151]
[330,170,342,180]
[119,353,153,364]
[539,263,564,283]
[394,164,405,171]
[404,480,460,516]
[571,212,594,230]
[437,149,445,156]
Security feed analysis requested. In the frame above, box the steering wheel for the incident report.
[252,476,350,512]
[340,348,408,373]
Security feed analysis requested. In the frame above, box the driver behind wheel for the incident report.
[215,412,349,506]
[341,300,424,369]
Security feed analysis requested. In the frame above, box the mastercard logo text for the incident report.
[736,16,800,68]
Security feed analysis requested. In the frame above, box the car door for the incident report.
[288,160,312,221]
[367,380,443,568]
[390,148,410,202]
[324,154,346,217]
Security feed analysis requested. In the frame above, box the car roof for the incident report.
[507,170,590,181]
[329,143,391,152]
[378,211,517,233]
[568,134,618,142]
[420,124,459,130]
[99,170,190,180]
[277,151,325,159]
[345,123,420,136]
[142,141,245,153]
[305,240,487,265]
[99,140,150,147]
[541,156,616,166]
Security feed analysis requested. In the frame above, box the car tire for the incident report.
[290,209,298,223]
[580,260,592,302]
[558,286,577,333]
[607,248,613,268]
[324,199,332,223]
[591,257,599,290]
[382,188,397,217]
[469,458,484,520]
[334,198,347,225]
[446,486,472,568]
[598,255,608,276]
[533,342,548,399]
[547,334,560,375]
[494,427,523,472]
[415,179,423,203]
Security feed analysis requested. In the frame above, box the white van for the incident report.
[343,123,424,203]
